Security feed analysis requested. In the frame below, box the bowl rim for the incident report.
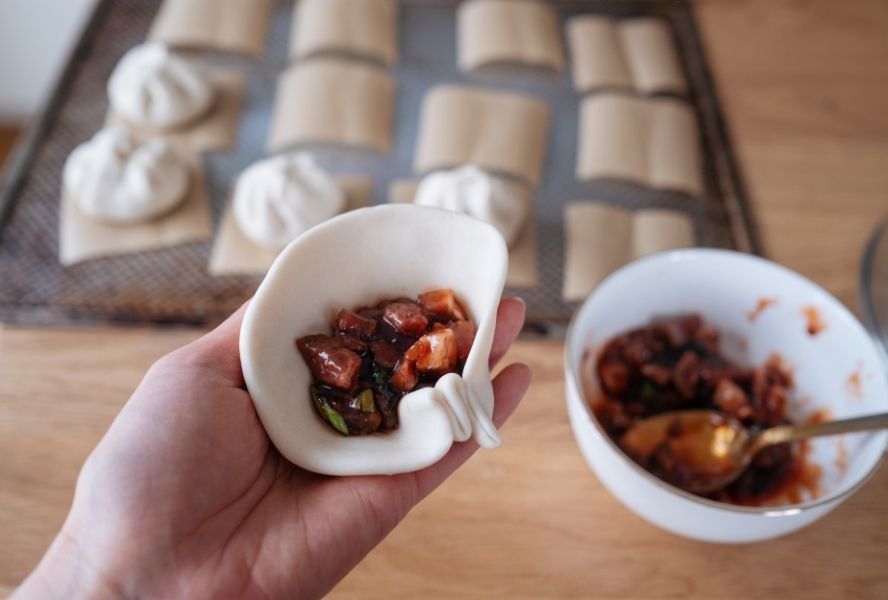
[565,247,888,516]
[859,217,888,364]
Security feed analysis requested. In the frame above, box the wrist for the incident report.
[14,523,123,600]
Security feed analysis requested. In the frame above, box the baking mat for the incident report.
[0,0,759,334]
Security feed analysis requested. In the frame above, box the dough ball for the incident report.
[233,153,345,249]
[108,42,216,130]
[63,128,191,224]
[414,165,527,246]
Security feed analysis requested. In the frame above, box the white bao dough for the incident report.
[240,205,509,475]
[108,42,216,130]
[63,128,190,224]
[414,165,527,246]
[233,153,346,249]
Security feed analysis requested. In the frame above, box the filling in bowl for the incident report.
[590,314,819,506]
[297,289,475,436]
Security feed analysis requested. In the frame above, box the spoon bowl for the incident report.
[620,409,888,495]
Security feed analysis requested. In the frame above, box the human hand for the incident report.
[15,299,531,599]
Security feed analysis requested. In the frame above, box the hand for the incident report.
[15,299,531,599]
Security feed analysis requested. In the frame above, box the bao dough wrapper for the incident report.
[208,176,375,276]
[266,58,396,154]
[387,177,538,288]
[290,0,399,65]
[106,70,247,155]
[59,157,212,266]
[562,202,695,301]
[576,94,703,197]
[567,16,687,95]
[458,0,565,73]
[149,0,274,57]
[413,84,551,187]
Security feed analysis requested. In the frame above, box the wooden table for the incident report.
[2,1,888,597]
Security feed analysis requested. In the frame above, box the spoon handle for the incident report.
[753,412,888,451]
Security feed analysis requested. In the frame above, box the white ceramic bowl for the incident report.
[565,249,888,543]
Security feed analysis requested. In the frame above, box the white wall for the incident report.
[0,0,99,123]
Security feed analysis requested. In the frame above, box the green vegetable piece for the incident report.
[640,381,656,401]
[371,364,389,389]
[356,389,375,413]
[311,386,349,435]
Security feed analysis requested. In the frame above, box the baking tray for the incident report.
[0,0,760,333]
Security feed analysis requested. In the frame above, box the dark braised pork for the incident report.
[592,314,800,504]
[297,289,475,436]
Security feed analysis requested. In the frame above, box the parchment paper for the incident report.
[387,177,539,287]
[107,70,246,154]
[208,176,375,276]
[60,158,212,266]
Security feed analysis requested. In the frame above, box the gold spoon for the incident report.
[619,409,888,495]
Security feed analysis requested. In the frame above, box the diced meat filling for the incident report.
[296,289,476,436]
[383,301,429,337]
[591,314,800,505]
[418,289,468,321]
[296,335,362,392]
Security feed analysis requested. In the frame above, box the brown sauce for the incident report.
[747,297,777,322]
[590,314,822,507]
[296,289,475,436]
[802,305,826,336]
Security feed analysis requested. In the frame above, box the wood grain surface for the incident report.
[2,1,888,597]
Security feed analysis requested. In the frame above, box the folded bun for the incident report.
[233,153,346,249]
[108,43,215,130]
[414,165,527,246]
[63,128,190,224]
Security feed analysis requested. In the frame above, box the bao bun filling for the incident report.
[297,289,476,436]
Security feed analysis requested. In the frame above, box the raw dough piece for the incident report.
[621,19,688,95]
[209,175,374,276]
[233,153,345,250]
[562,202,695,301]
[576,94,703,196]
[239,205,509,475]
[567,16,686,94]
[291,0,398,65]
[414,85,550,185]
[107,70,246,154]
[388,176,539,288]
[109,43,215,131]
[267,59,396,153]
[59,151,212,266]
[632,209,696,258]
[63,129,189,225]
[387,178,420,205]
[149,0,274,56]
[458,0,565,72]
[414,166,528,246]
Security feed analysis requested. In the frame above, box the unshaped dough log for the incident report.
[291,0,398,65]
[576,94,703,196]
[458,0,565,72]
[267,58,396,154]
[562,202,695,301]
[414,85,550,186]
[150,0,274,56]
[567,16,686,94]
